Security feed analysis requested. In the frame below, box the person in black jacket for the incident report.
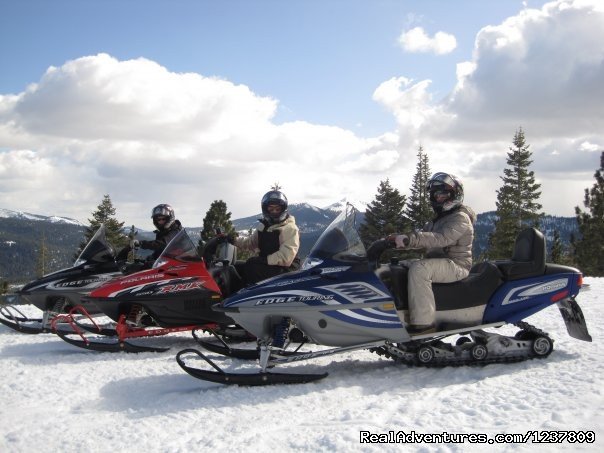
[139,204,183,260]
[117,204,182,266]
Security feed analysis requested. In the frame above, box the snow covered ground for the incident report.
[1,279,602,453]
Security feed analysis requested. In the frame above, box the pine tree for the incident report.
[36,232,50,277]
[550,229,564,264]
[488,128,543,258]
[198,200,236,251]
[74,195,127,259]
[359,179,409,247]
[405,145,433,230]
[574,151,604,276]
[1,280,8,295]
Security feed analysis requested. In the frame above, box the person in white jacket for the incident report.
[236,190,300,285]
[388,173,476,335]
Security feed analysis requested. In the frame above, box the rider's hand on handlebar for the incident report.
[395,234,410,248]
[386,234,409,248]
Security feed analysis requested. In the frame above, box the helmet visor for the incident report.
[427,173,456,191]
[152,206,171,217]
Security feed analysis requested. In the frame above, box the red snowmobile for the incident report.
[54,229,247,352]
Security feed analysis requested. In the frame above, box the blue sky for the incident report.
[1,0,602,227]
[1,0,547,135]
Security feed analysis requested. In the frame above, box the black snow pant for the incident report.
[243,257,291,285]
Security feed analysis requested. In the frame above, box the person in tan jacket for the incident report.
[388,172,476,335]
[236,190,300,285]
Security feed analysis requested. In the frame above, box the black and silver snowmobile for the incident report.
[0,225,123,334]
[176,204,592,386]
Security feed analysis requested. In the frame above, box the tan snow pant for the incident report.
[405,258,470,325]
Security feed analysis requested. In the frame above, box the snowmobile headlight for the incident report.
[302,257,323,270]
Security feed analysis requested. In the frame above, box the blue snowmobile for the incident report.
[176,204,591,386]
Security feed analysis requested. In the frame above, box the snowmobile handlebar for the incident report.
[366,238,395,270]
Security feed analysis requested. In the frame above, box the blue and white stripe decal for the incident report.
[227,281,393,308]
[323,307,401,328]
[227,280,402,328]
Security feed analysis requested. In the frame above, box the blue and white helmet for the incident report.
[426,172,464,213]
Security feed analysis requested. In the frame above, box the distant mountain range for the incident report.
[0,203,579,283]
[0,208,84,226]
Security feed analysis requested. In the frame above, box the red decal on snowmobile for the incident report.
[158,282,206,293]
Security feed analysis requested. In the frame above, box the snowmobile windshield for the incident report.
[153,229,202,268]
[304,204,366,267]
[73,224,116,266]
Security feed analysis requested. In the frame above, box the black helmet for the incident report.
[261,191,289,224]
[151,204,175,230]
[426,172,464,214]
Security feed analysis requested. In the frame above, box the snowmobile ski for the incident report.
[52,311,213,353]
[176,348,328,386]
[0,304,111,335]
[0,305,48,334]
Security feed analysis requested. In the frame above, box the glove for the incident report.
[133,240,140,249]
[139,240,152,249]
[385,234,397,245]
[395,234,410,248]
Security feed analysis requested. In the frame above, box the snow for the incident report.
[1,279,603,453]
[323,198,369,213]
[0,208,84,226]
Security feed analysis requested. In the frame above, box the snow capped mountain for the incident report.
[322,198,368,213]
[0,208,84,226]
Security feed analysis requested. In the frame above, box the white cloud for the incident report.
[398,27,457,55]
[1,0,603,224]
[372,0,604,215]
[381,0,604,141]
[446,0,604,137]
[0,54,402,226]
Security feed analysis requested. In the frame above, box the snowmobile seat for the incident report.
[389,261,503,311]
[495,228,546,281]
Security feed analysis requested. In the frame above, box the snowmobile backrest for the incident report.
[495,227,546,281]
